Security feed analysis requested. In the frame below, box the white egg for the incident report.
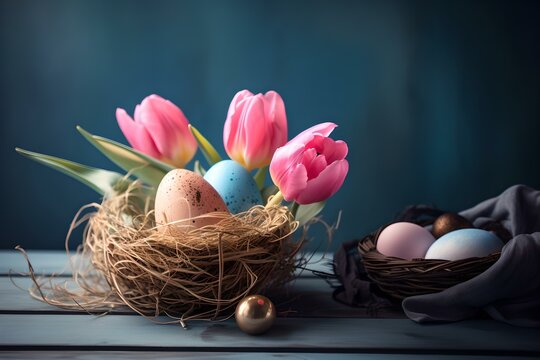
[376,222,436,260]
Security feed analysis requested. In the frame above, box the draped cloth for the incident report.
[333,185,540,327]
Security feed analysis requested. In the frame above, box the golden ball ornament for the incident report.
[432,213,474,238]
[235,295,276,335]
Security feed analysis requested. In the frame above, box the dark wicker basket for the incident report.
[357,220,506,300]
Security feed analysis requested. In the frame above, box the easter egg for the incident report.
[204,160,263,214]
[376,222,436,260]
[425,228,504,261]
[235,295,276,335]
[155,169,228,229]
[432,213,473,238]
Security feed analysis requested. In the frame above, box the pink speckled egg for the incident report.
[376,222,436,260]
[155,169,229,229]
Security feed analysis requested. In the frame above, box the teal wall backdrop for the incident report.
[1,0,539,250]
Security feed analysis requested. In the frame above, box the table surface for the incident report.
[0,250,539,360]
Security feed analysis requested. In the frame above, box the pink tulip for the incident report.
[269,122,348,205]
[116,94,197,168]
[223,90,288,171]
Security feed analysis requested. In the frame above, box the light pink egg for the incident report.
[155,169,229,229]
[376,222,436,260]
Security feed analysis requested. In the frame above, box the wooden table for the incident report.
[0,250,539,359]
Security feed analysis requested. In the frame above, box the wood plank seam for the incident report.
[0,345,538,357]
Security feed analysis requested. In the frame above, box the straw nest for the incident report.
[21,185,303,325]
[357,220,508,300]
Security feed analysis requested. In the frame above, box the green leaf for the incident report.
[189,125,222,166]
[77,126,173,186]
[295,201,326,227]
[15,147,131,196]
[261,184,279,203]
[193,160,207,176]
[289,201,300,217]
[253,166,267,190]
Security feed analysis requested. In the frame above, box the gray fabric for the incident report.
[402,185,540,327]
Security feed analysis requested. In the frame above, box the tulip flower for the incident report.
[223,90,288,171]
[269,122,348,205]
[116,94,198,168]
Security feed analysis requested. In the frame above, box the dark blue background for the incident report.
[2,0,539,250]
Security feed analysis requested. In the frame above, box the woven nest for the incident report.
[22,185,303,325]
[358,220,507,300]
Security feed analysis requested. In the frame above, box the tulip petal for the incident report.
[306,136,349,163]
[326,139,349,162]
[242,95,273,170]
[269,142,306,187]
[279,163,308,202]
[148,94,188,125]
[116,108,161,159]
[134,104,142,123]
[263,91,288,151]
[300,148,327,180]
[223,115,239,160]
[290,122,337,145]
[295,159,349,204]
[226,89,253,120]
[300,148,316,167]
[150,95,197,166]
[224,92,251,162]
[135,95,197,167]
[149,95,195,146]
[224,90,289,170]
[137,96,175,155]
[307,155,328,180]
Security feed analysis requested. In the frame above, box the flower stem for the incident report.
[265,190,284,208]
[254,166,268,190]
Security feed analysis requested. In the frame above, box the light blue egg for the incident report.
[425,228,503,261]
[203,160,263,214]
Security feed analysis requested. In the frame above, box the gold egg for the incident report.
[235,295,276,335]
[432,213,473,238]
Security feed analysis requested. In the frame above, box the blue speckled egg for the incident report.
[204,160,263,214]
[425,228,503,260]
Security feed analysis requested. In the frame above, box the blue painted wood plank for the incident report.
[0,277,403,319]
[0,251,333,277]
[0,251,72,276]
[0,315,538,354]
